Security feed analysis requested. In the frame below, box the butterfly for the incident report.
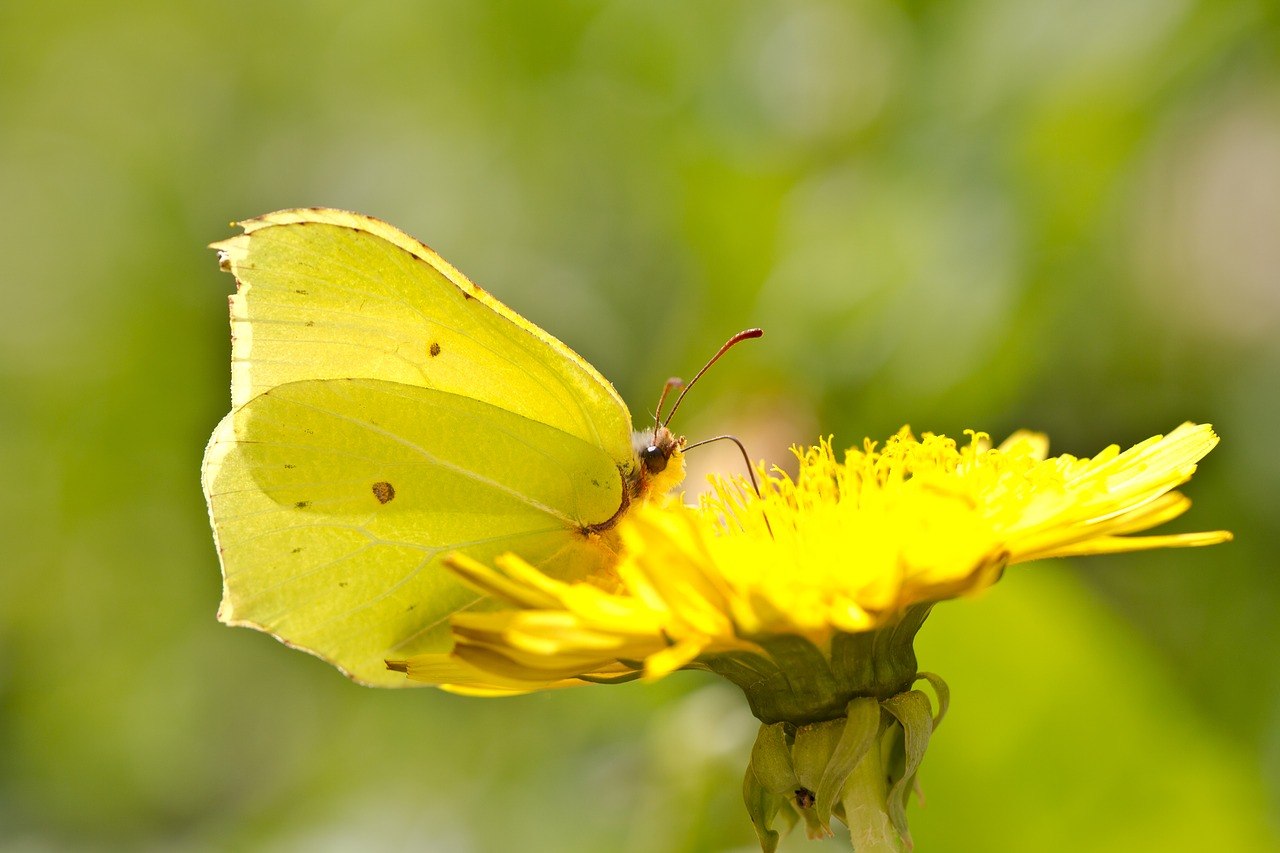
[202,208,758,685]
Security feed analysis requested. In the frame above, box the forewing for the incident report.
[211,208,633,463]
[203,378,622,686]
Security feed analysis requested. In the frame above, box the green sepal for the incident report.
[814,698,882,824]
[735,634,846,724]
[743,761,795,853]
[914,671,950,728]
[837,732,905,853]
[882,689,934,845]
[828,604,931,700]
[749,722,799,795]
[791,718,846,836]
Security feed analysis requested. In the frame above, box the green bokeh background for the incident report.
[3,2,1278,850]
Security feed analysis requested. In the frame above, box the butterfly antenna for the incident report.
[662,328,763,429]
[683,434,763,496]
[683,433,775,539]
[652,377,684,436]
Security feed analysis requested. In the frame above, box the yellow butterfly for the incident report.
[202,209,757,685]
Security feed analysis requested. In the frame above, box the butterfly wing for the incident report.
[211,208,633,453]
[203,210,634,685]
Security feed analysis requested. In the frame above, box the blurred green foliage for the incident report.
[2,1,1278,850]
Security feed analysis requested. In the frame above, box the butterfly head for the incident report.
[633,425,687,501]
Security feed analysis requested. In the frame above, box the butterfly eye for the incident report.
[640,444,669,474]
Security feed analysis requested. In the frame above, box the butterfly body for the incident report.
[203,209,682,686]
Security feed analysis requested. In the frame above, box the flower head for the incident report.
[389,423,1229,700]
